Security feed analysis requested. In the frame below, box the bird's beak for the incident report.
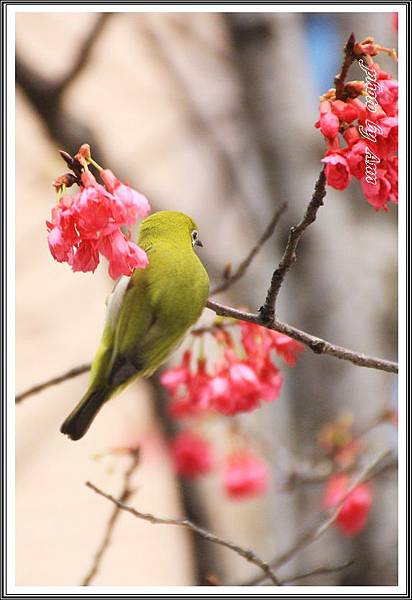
[195,238,203,247]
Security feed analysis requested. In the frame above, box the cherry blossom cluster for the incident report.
[161,320,305,499]
[46,145,150,279]
[316,37,398,211]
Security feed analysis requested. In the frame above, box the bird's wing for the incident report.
[106,272,155,387]
[105,275,131,330]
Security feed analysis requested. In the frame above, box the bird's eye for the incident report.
[191,229,203,247]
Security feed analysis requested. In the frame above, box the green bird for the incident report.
[60,210,209,441]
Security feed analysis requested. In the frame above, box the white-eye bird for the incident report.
[60,210,209,440]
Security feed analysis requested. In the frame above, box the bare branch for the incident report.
[247,449,395,585]
[57,14,113,95]
[15,363,91,404]
[259,170,327,322]
[207,300,398,374]
[278,407,394,491]
[14,300,397,407]
[279,560,354,585]
[211,203,287,295]
[85,481,281,585]
[15,301,396,407]
[82,448,140,586]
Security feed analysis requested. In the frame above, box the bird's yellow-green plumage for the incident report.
[60,210,209,440]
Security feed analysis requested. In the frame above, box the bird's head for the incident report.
[139,210,204,249]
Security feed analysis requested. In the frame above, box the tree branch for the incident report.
[277,407,395,491]
[246,449,394,585]
[57,13,113,95]
[334,33,356,101]
[85,480,281,585]
[211,203,287,295]
[259,170,327,322]
[15,297,397,406]
[279,560,354,585]
[82,448,140,586]
[15,363,91,404]
[206,300,398,374]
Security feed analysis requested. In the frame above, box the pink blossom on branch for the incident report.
[321,153,351,191]
[240,321,305,367]
[162,356,214,419]
[161,322,303,420]
[46,146,151,278]
[315,37,398,211]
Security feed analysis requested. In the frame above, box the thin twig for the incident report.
[85,481,281,586]
[207,300,398,374]
[279,560,354,585]
[211,203,287,295]
[247,449,394,585]
[15,363,91,404]
[257,33,356,323]
[82,448,140,586]
[259,170,327,322]
[279,407,393,491]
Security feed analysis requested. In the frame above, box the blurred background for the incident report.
[15,11,398,587]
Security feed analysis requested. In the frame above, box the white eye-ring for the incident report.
[191,230,203,247]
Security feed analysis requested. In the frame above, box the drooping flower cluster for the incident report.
[46,145,151,279]
[170,428,270,499]
[161,319,304,499]
[316,37,398,211]
[161,322,304,419]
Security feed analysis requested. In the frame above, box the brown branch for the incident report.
[247,449,394,585]
[334,33,356,101]
[15,298,397,407]
[15,301,397,407]
[259,170,327,322]
[82,448,140,586]
[257,33,357,323]
[85,481,281,586]
[15,363,91,404]
[279,407,393,491]
[57,13,113,95]
[207,299,398,374]
[211,203,287,295]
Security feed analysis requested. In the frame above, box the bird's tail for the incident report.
[60,387,112,441]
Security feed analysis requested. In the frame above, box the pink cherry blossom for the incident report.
[321,153,351,190]
[101,169,151,223]
[171,431,213,479]
[360,169,392,211]
[47,154,151,279]
[223,451,270,499]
